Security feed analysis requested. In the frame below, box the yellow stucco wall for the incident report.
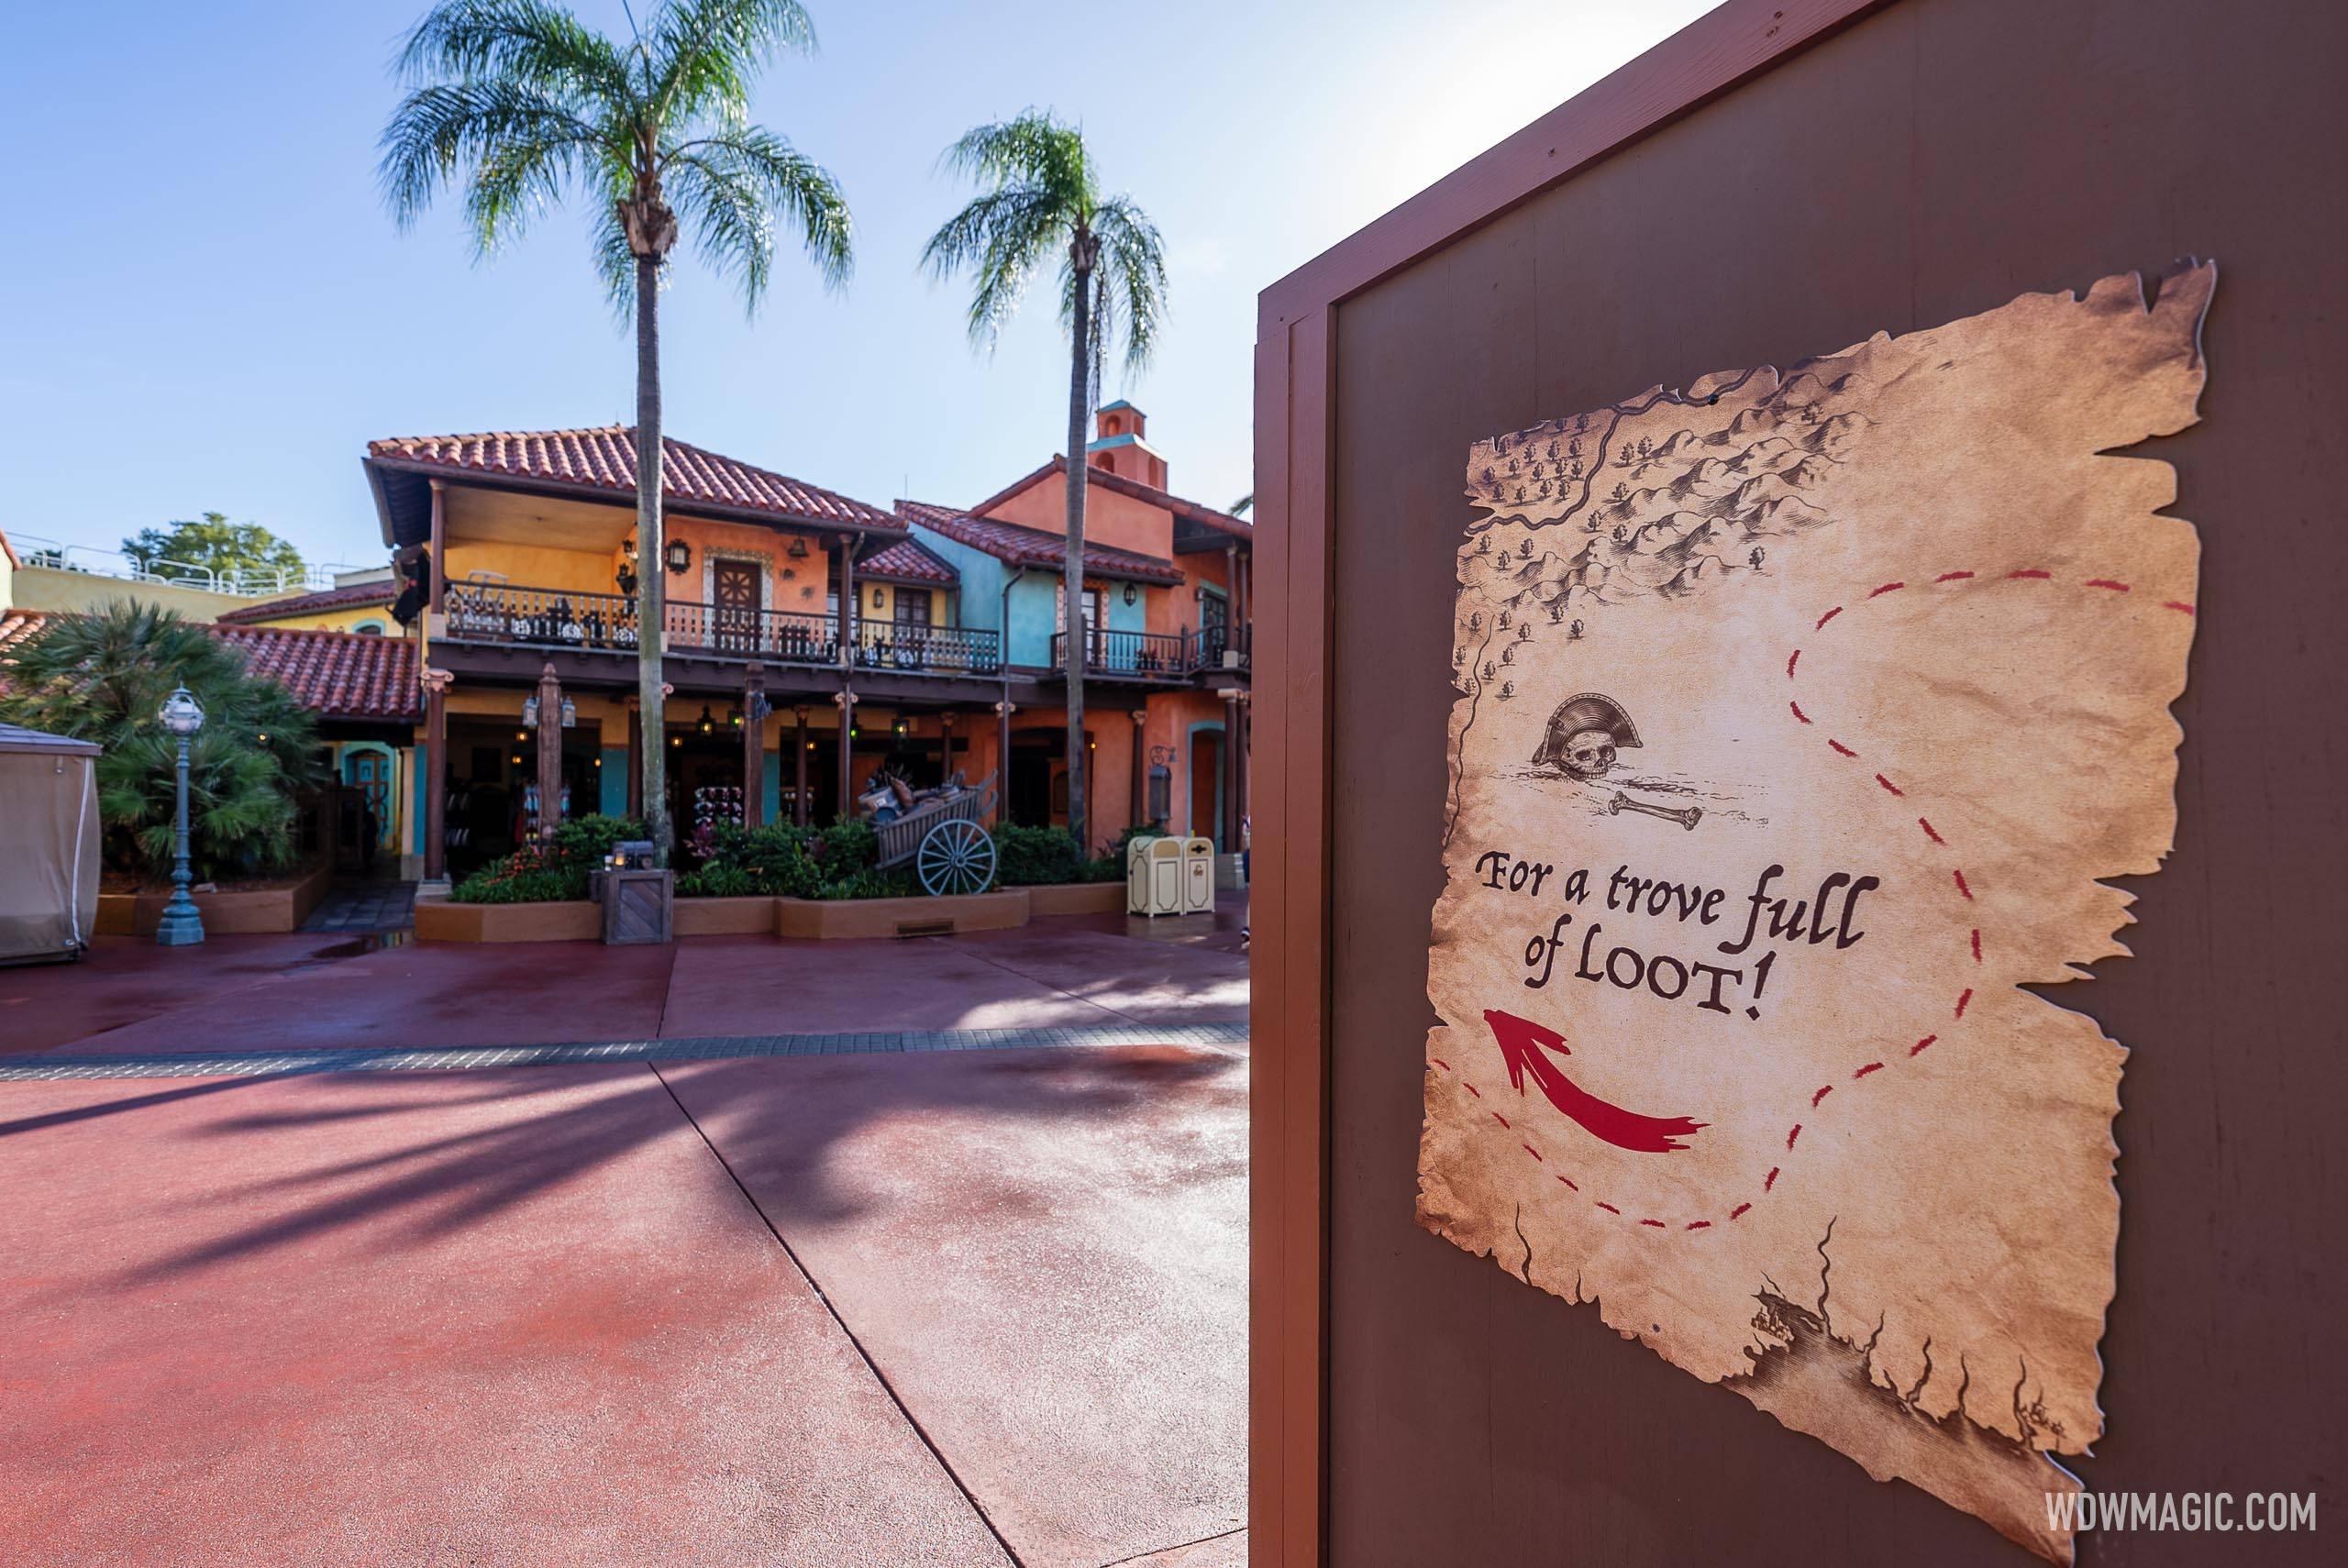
[9,565,271,622]
[984,471,1174,559]
[233,602,397,634]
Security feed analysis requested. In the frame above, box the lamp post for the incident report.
[155,685,206,947]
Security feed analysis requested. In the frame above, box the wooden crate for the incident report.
[599,868,673,945]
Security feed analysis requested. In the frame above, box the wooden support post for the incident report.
[1130,709,1148,829]
[994,698,1014,826]
[1235,693,1250,858]
[426,480,447,617]
[835,688,855,826]
[743,664,766,830]
[422,669,449,882]
[1223,690,1243,853]
[534,663,563,841]
[793,707,809,827]
[836,535,856,669]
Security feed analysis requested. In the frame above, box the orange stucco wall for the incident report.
[983,471,1173,560]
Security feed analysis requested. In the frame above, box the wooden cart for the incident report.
[871,773,999,895]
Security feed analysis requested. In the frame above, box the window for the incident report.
[353,620,386,635]
[893,589,933,626]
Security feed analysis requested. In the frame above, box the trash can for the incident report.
[1180,835,1216,914]
[1128,834,1183,916]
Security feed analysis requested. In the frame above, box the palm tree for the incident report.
[922,110,1166,853]
[380,0,853,862]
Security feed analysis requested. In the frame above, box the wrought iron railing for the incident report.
[1049,623,1253,678]
[439,582,1001,675]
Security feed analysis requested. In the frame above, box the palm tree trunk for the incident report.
[635,252,672,864]
[1062,261,1093,854]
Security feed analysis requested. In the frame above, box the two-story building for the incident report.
[358,408,1248,883]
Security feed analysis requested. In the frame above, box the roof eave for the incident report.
[363,454,909,541]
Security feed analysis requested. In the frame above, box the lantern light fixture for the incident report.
[559,697,577,729]
[522,698,538,729]
[666,539,692,574]
[788,536,810,559]
[696,703,716,734]
[1123,582,1138,607]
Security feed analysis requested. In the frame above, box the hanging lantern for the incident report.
[666,539,692,574]
[696,703,715,734]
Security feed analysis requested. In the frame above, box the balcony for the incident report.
[1048,623,1252,680]
[440,582,1002,676]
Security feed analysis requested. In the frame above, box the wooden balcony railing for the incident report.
[1048,623,1253,678]
[440,582,1001,676]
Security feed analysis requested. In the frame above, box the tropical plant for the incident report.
[922,109,1167,850]
[380,0,854,863]
[0,601,324,878]
[449,812,645,902]
[122,513,306,590]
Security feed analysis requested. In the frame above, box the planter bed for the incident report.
[673,895,776,937]
[1023,881,1127,917]
[774,889,1028,940]
[415,895,599,944]
[96,863,334,937]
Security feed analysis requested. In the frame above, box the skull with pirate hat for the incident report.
[1533,691,1640,780]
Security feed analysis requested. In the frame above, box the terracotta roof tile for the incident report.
[367,425,903,532]
[216,580,398,624]
[965,456,1253,541]
[2,609,418,723]
[859,536,958,587]
[897,501,1186,585]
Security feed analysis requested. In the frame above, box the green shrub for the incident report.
[450,814,643,904]
[0,600,325,879]
[991,823,1086,886]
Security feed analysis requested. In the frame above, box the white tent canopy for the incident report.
[0,722,101,966]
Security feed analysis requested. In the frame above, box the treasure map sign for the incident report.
[1418,264,2214,1561]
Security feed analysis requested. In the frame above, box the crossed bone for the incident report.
[1608,790,1703,831]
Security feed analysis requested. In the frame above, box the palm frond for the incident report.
[649,0,817,127]
[1091,196,1168,375]
[396,0,632,99]
[667,126,852,304]
[379,78,614,236]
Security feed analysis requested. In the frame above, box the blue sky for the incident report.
[0,0,1710,572]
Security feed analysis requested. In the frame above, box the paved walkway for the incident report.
[0,905,1249,1568]
[300,877,417,933]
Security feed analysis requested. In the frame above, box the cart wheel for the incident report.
[917,818,998,896]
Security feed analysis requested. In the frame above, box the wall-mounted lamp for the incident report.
[727,704,744,729]
[871,587,886,609]
[787,537,811,559]
[666,539,692,574]
[559,697,576,729]
[1123,582,1139,607]
[695,703,716,734]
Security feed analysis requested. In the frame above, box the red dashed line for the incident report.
[1685,1220,1712,1231]
[1790,700,1811,724]
[1786,1124,1802,1150]
[1556,1175,1578,1191]
[1811,1084,1834,1108]
[1954,988,1973,1020]
[1953,868,1975,900]
[2086,579,2131,592]
[1596,1201,1621,1215]
[2164,601,2196,616]
[1827,738,1858,758]
[1765,1165,1782,1189]
[1816,606,1844,629]
[1919,817,1945,845]
[1462,1082,1481,1099]
[1640,1219,1667,1229]
[1788,648,1801,679]
[1869,580,1906,597]
[1853,1061,1885,1079]
[1491,1111,1512,1130]
[1432,1058,1452,1072]
[1522,1143,1543,1163]
[1911,1034,1938,1055]
[1970,929,1982,963]
[1730,1203,1752,1220]
[2010,568,2052,580]
[1934,570,1975,582]
[1874,774,1904,797]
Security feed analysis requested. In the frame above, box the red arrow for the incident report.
[1483,1008,1706,1153]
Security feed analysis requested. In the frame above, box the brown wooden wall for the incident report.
[1301,1,2347,1562]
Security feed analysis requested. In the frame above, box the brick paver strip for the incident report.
[0,1021,1250,1081]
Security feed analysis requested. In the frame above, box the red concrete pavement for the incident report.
[0,1066,1013,1567]
[2,908,1247,1059]
[664,1044,1249,1568]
